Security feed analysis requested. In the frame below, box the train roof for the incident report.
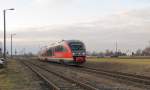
[64,40,83,43]
[46,40,83,48]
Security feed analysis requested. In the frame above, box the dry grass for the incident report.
[87,58,150,65]
[85,58,150,77]
[0,60,46,90]
[0,60,25,90]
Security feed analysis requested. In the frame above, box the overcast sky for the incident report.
[0,0,150,54]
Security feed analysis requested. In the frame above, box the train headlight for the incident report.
[82,52,86,55]
[72,53,75,55]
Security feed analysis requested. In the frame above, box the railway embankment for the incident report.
[85,58,150,77]
[0,59,49,90]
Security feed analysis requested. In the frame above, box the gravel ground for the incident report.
[28,61,86,90]
[0,59,49,90]
[29,59,144,90]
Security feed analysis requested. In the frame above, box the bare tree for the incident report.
[135,49,142,56]
[142,47,150,56]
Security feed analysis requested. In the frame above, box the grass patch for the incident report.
[87,58,150,65]
[0,60,31,90]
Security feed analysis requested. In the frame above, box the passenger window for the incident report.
[62,46,67,52]
[47,48,52,56]
[54,45,67,52]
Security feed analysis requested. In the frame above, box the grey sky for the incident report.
[0,0,150,54]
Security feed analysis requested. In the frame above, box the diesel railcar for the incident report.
[39,40,86,65]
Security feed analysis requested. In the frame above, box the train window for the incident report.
[60,46,63,52]
[54,46,56,52]
[69,44,85,51]
[55,45,67,52]
[60,46,67,52]
[63,47,67,52]
[55,46,60,52]
[47,48,52,56]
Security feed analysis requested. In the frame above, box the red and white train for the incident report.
[38,40,86,65]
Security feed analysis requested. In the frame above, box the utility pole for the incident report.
[0,42,2,57]
[11,34,12,58]
[3,10,6,59]
[3,8,15,59]
[11,33,16,58]
[115,41,118,56]
[116,41,118,53]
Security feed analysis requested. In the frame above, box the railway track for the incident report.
[20,60,60,90]
[81,66,150,87]
[37,60,150,88]
[20,60,99,90]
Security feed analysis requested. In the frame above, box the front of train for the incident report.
[67,40,86,64]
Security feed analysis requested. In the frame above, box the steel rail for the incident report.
[82,66,150,86]
[22,58,150,88]
[20,60,60,90]
[27,60,99,90]
[39,60,150,87]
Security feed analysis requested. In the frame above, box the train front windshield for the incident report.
[69,43,85,51]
